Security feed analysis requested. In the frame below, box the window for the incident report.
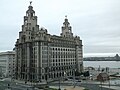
[32,27,34,31]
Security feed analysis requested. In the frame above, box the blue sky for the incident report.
[0,0,120,57]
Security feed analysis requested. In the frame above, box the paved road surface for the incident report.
[0,79,119,90]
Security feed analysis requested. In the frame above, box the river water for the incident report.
[84,61,120,86]
[83,61,120,68]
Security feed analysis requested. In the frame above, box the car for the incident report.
[75,79,81,82]
[77,80,81,82]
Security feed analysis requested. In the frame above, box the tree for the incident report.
[83,71,90,77]
[0,67,3,77]
[75,70,80,76]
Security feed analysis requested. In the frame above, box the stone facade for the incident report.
[15,3,83,82]
[0,51,15,77]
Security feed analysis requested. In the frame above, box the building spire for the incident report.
[26,1,35,17]
[65,15,67,19]
[30,1,32,6]
[64,16,69,27]
[60,16,73,38]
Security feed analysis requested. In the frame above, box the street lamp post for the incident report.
[58,77,61,90]
[73,66,76,88]
[58,71,61,90]
[45,67,49,86]
[39,67,42,83]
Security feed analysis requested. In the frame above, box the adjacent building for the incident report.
[0,51,15,77]
[15,3,83,82]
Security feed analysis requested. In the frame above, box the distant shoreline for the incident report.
[84,60,120,61]
[83,60,120,62]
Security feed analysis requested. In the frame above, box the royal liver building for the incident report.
[15,3,83,82]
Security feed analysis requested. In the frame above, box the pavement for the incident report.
[65,86,85,90]
[50,86,85,90]
[101,85,120,90]
[85,80,120,90]
[50,80,120,90]
[2,78,120,90]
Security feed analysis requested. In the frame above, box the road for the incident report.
[0,78,119,90]
[48,80,117,90]
[0,79,35,90]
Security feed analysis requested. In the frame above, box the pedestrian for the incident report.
[8,84,10,89]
